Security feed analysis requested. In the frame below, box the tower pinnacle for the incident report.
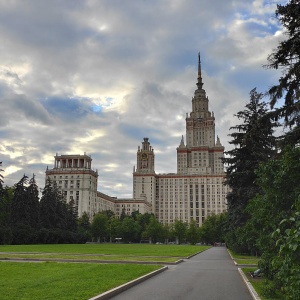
[196,52,203,90]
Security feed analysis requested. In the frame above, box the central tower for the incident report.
[133,53,228,226]
[177,53,224,175]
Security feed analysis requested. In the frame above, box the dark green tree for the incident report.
[174,220,187,244]
[137,212,153,241]
[0,162,4,192]
[222,89,278,252]
[119,216,140,243]
[10,175,29,226]
[143,216,164,243]
[65,199,78,232]
[247,146,300,286]
[199,213,227,245]
[91,213,108,242]
[265,0,300,146]
[78,211,91,232]
[187,219,200,245]
[39,178,68,231]
[10,175,39,244]
[26,175,40,229]
[0,186,13,244]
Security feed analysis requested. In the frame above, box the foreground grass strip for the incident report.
[241,268,283,300]
[1,262,161,300]
[0,253,178,263]
[228,249,259,260]
[0,244,209,257]
[235,258,259,265]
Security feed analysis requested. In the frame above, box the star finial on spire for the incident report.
[197,52,203,90]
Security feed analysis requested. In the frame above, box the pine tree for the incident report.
[10,175,29,226]
[26,175,40,229]
[0,162,4,193]
[265,0,300,145]
[223,89,278,252]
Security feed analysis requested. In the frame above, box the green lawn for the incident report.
[1,262,161,300]
[0,252,179,263]
[0,243,209,258]
[235,258,259,265]
[0,244,208,299]
[228,249,260,260]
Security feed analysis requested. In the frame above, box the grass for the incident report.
[0,243,209,257]
[235,258,259,265]
[242,268,283,300]
[0,261,161,300]
[0,253,179,263]
[0,244,209,299]
[228,249,260,260]
[227,249,259,266]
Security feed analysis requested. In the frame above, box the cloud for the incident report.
[0,0,285,197]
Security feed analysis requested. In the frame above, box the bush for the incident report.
[11,225,38,244]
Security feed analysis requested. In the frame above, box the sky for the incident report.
[0,0,287,198]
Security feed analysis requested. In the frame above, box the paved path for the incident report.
[110,247,252,300]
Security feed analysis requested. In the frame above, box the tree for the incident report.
[272,209,300,300]
[119,216,140,243]
[222,89,278,252]
[199,213,226,245]
[91,213,108,242]
[39,178,69,231]
[174,220,187,244]
[26,175,40,229]
[65,199,78,232]
[265,0,300,145]
[0,162,4,192]
[137,212,153,241]
[187,219,200,245]
[247,146,300,282]
[143,216,164,243]
[0,186,13,244]
[10,175,29,226]
[78,212,91,232]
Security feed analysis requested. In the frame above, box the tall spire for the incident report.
[196,52,203,90]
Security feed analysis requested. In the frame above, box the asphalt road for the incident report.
[110,247,253,300]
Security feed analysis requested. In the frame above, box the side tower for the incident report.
[133,138,157,213]
[45,153,98,217]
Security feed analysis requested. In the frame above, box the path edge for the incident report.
[238,268,261,300]
[89,266,168,300]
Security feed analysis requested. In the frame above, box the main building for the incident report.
[46,54,228,226]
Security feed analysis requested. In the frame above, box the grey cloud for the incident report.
[0,0,282,197]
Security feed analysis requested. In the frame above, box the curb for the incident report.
[238,268,261,300]
[0,257,182,265]
[227,249,260,300]
[88,266,168,300]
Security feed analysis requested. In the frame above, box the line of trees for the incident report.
[0,175,86,244]
[0,167,224,245]
[77,209,226,245]
[221,1,300,298]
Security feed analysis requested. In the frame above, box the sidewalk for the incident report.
[107,247,253,300]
